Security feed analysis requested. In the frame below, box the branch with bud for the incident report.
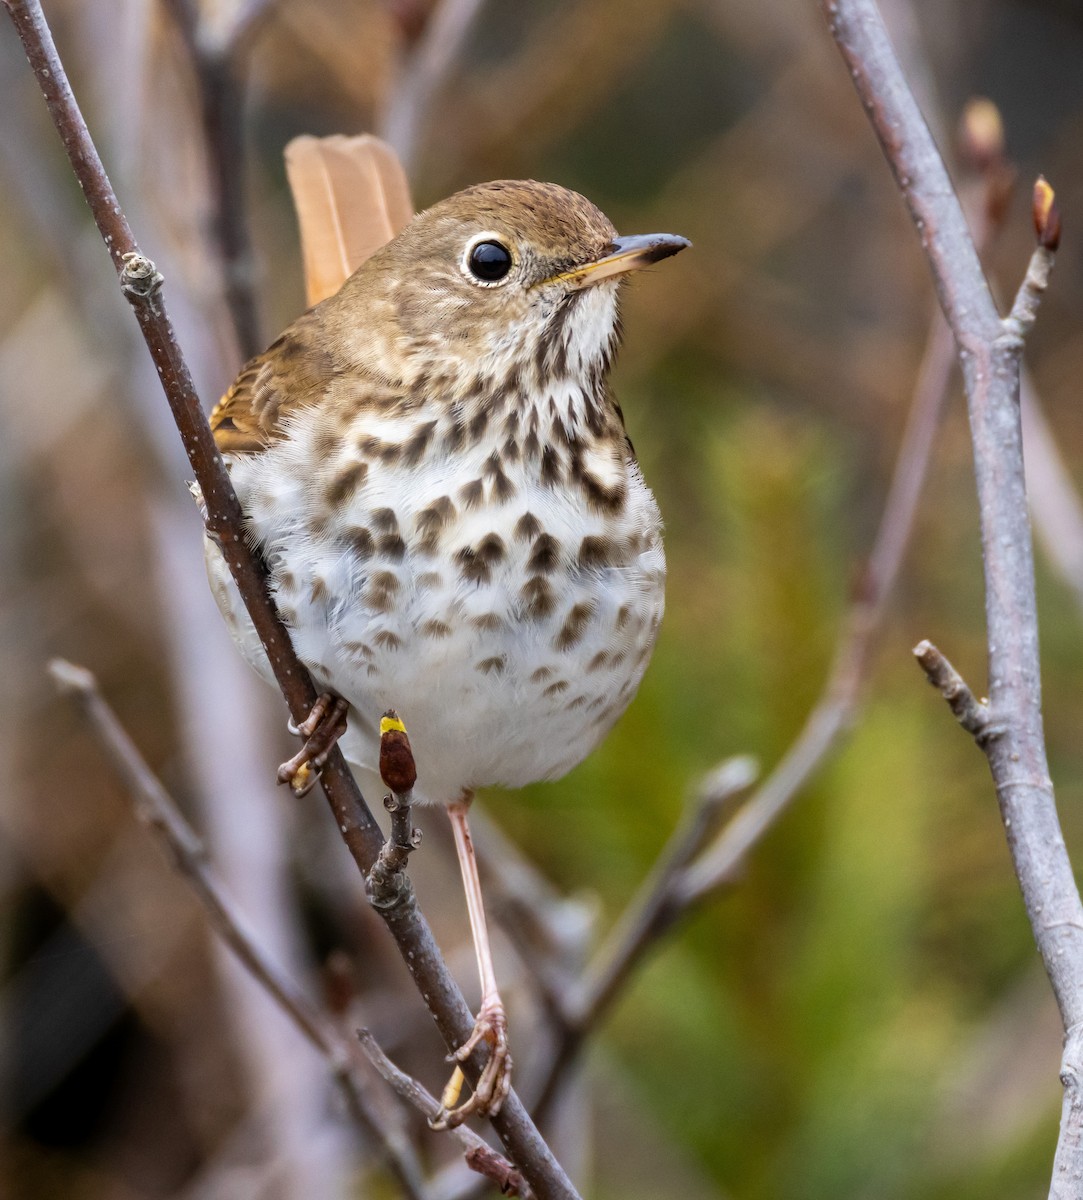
[822,1,1083,1196]
[2,3,578,1195]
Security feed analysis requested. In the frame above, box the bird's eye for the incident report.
[466,240,513,283]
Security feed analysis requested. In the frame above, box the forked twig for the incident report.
[822,0,1083,1192]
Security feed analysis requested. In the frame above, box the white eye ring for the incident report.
[460,232,515,287]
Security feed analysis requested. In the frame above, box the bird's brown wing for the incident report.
[210,309,335,455]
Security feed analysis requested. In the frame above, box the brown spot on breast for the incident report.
[554,601,595,651]
[476,656,506,675]
[371,508,400,534]
[458,479,484,510]
[344,527,374,558]
[310,577,329,604]
[421,619,452,638]
[531,666,553,682]
[476,534,506,565]
[402,420,437,466]
[471,612,505,632]
[324,460,369,507]
[313,427,339,460]
[365,571,400,612]
[469,408,489,440]
[587,651,609,672]
[515,512,542,542]
[372,630,403,650]
[580,472,627,514]
[415,496,457,551]
[417,571,442,589]
[491,467,514,502]
[528,533,560,574]
[520,576,556,620]
[456,546,491,585]
[543,680,570,697]
[615,604,631,630]
[344,640,374,658]
[578,535,617,569]
[358,434,396,462]
[377,533,406,561]
[483,453,515,502]
[444,416,465,452]
[540,445,562,487]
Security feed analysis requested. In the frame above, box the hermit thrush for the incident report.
[204,179,688,1123]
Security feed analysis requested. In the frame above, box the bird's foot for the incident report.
[277,693,349,796]
[430,1000,512,1130]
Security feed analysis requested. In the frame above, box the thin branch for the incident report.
[571,756,758,1030]
[822,0,1083,1194]
[677,268,955,907]
[4,5,578,1193]
[522,105,1009,1125]
[162,0,262,359]
[47,658,430,1200]
[524,758,756,1120]
[356,1030,530,1199]
[379,0,486,176]
[912,641,993,741]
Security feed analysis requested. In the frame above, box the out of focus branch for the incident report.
[380,0,486,176]
[48,658,429,1200]
[821,1,1083,1194]
[523,101,1011,1123]
[161,0,265,358]
[4,5,578,1193]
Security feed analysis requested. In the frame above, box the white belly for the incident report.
[204,411,665,804]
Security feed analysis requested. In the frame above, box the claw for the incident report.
[277,694,349,795]
[430,1001,512,1130]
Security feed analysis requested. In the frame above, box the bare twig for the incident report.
[676,303,953,907]
[822,0,1083,1192]
[356,1030,530,1199]
[524,757,756,1119]
[379,0,486,176]
[162,0,263,358]
[47,658,430,1200]
[5,4,578,1193]
[521,94,1011,1126]
[912,641,993,741]
[572,757,758,1029]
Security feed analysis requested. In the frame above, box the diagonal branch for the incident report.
[523,104,1010,1124]
[4,3,577,1194]
[162,0,263,359]
[822,1,1083,1194]
[48,658,431,1200]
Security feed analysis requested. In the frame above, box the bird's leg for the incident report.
[431,795,512,1130]
[276,693,349,796]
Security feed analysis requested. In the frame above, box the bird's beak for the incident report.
[546,233,691,290]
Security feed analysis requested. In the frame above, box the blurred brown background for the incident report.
[4,0,1083,1197]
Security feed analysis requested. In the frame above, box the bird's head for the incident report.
[330,180,689,393]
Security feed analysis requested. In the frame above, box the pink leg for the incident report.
[432,797,512,1128]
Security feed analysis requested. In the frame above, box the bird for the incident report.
[202,178,688,1124]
